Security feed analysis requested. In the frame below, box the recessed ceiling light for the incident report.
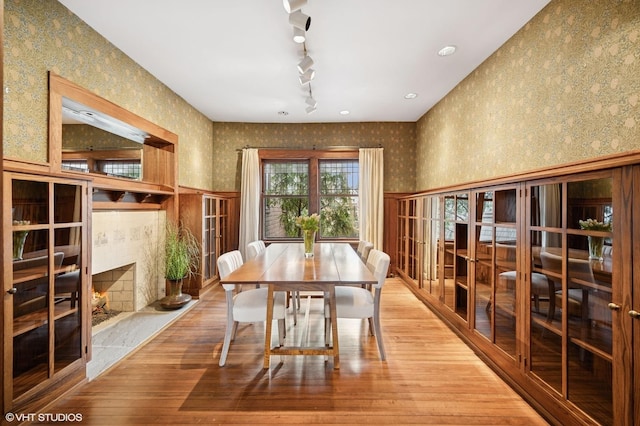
[339,110,350,115]
[438,45,457,57]
[404,93,418,99]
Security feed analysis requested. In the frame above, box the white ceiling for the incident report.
[57,0,550,124]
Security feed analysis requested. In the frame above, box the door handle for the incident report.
[607,303,621,311]
[7,287,17,295]
[628,310,640,319]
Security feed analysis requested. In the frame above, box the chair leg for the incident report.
[292,292,297,325]
[324,317,331,346]
[367,317,375,336]
[277,319,285,346]
[373,314,386,361]
[219,320,236,367]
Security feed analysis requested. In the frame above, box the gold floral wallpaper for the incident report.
[416,0,640,191]
[4,0,640,195]
[3,0,214,190]
[212,122,416,193]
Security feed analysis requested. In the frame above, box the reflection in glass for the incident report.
[529,177,613,423]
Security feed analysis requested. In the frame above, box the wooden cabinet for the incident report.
[179,193,231,298]
[3,172,90,414]
[397,164,640,425]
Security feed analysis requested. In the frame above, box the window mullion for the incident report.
[309,158,319,214]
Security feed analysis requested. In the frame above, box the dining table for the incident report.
[219,242,377,369]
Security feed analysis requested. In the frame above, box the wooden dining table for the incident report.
[219,242,377,369]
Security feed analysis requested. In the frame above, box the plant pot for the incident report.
[160,278,192,310]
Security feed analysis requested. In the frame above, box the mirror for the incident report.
[49,73,178,191]
[62,97,145,179]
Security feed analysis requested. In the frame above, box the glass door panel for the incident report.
[528,175,613,425]
[53,224,82,374]
[11,180,50,399]
[422,196,440,297]
[473,188,518,357]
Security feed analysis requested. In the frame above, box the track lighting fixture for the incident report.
[305,96,317,108]
[297,55,314,74]
[298,69,315,85]
[293,27,306,43]
[289,10,311,31]
[306,105,317,114]
[283,0,307,13]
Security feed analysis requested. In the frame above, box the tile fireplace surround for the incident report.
[92,210,166,311]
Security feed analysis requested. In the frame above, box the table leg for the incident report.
[264,286,274,369]
[328,285,340,369]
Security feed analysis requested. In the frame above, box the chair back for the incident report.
[246,240,266,261]
[366,249,390,289]
[217,250,244,291]
[356,240,374,262]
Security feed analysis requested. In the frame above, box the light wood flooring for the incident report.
[41,278,550,425]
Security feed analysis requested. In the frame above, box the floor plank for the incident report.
[40,278,549,425]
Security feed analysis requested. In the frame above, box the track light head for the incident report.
[293,27,306,43]
[298,69,315,85]
[297,55,314,74]
[306,105,317,114]
[305,96,317,108]
[289,10,311,31]
[283,0,307,13]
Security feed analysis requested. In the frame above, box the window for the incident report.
[261,151,359,240]
[319,160,359,238]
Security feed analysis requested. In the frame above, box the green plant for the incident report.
[164,221,200,281]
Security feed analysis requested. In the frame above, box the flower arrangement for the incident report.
[578,218,612,232]
[295,213,320,232]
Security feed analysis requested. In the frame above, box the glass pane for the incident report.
[12,179,49,226]
[319,160,358,195]
[530,321,562,394]
[474,227,492,340]
[55,184,81,224]
[456,194,469,221]
[494,231,516,356]
[567,177,612,231]
[263,197,309,238]
[567,342,612,425]
[264,161,309,195]
[53,224,82,373]
[531,183,562,228]
[13,229,50,398]
[319,196,358,238]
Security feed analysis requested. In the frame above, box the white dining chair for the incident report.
[246,240,266,261]
[324,249,391,360]
[217,250,287,367]
[247,240,300,324]
[355,240,374,263]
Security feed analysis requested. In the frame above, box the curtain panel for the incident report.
[239,148,260,260]
[359,148,384,250]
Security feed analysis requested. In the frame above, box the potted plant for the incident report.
[160,221,199,309]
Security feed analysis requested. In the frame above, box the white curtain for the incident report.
[359,148,384,250]
[239,148,260,260]
[540,184,561,247]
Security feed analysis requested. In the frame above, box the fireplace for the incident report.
[92,264,135,312]
[91,210,166,326]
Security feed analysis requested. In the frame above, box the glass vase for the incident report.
[588,235,604,261]
[303,230,315,258]
[13,230,28,260]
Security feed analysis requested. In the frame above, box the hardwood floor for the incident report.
[42,278,549,425]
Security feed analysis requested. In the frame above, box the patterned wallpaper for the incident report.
[3,0,214,190]
[6,0,638,195]
[416,0,640,191]
[212,122,416,193]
